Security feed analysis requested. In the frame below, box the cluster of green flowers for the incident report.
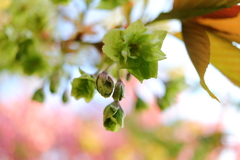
[71,70,125,132]
[95,73,125,132]
[71,19,166,132]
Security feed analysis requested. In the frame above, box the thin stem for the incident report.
[104,65,111,72]
[117,69,121,80]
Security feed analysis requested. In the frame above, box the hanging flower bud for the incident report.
[49,70,60,93]
[62,90,68,103]
[95,72,114,98]
[103,101,125,132]
[112,80,125,101]
[32,87,45,103]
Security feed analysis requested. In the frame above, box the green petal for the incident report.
[102,29,123,61]
[135,34,151,44]
[103,29,123,45]
[124,19,147,35]
[123,33,135,42]
[128,60,158,82]
[104,104,118,120]
[102,45,120,61]
[113,107,125,127]
[118,56,142,69]
[141,47,166,62]
[121,45,130,63]
[152,30,167,48]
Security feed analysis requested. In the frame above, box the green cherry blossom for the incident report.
[71,74,95,103]
[102,19,167,82]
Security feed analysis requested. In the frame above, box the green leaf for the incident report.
[71,75,95,103]
[128,60,158,82]
[182,20,219,101]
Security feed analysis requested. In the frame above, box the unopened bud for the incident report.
[49,71,60,93]
[96,72,114,98]
[62,90,68,103]
[103,101,125,132]
[32,88,45,103]
[112,80,124,101]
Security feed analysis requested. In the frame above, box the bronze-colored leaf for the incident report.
[197,14,240,35]
[200,5,240,19]
[173,0,240,10]
[153,0,240,21]
[182,20,219,101]
[210,30,240,43]
[208,31,240,87]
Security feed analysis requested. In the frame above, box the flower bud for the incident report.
[32,87,45,103]
[62,90,68,103]
[49,71,60,93]
[95,72,114,98]
[103,101,125,132]
[112,80,124,101]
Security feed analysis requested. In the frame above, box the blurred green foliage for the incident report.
[32,87,45,102]
[135,97,148,112]
[51,0,71,5]
[126,119,184,159]
[193,133,223,160]
[157,76,187,111]
[0,0,54,76]
[97,0,130,10]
